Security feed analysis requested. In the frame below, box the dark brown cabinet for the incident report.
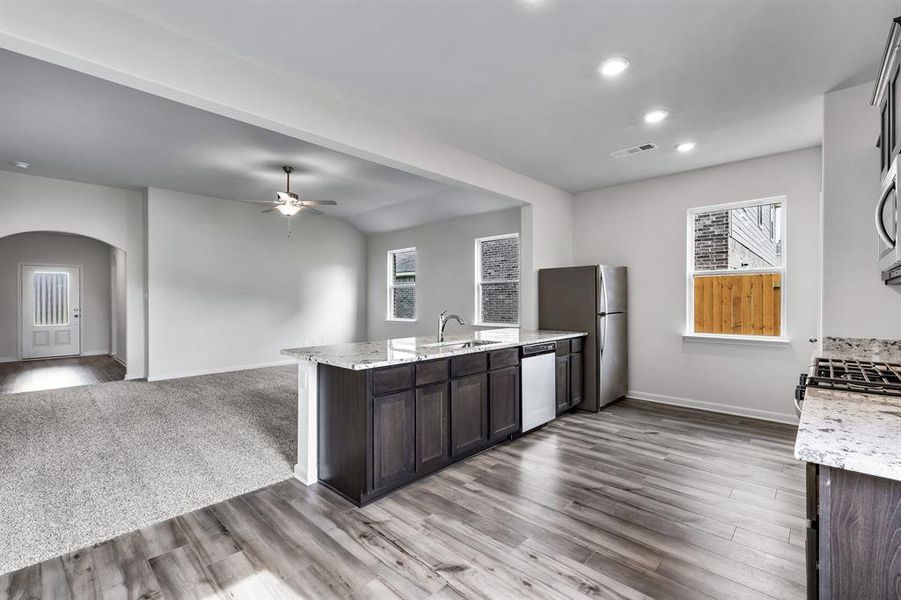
[570,351,583,406]
[317,336,584,506]
[450,373,488,456]
[806,463,901,599]
[875,18,901,177]
[372,390,415,492]
[488,365,519,442]
[415,382,450,474]
[555,355,570,412]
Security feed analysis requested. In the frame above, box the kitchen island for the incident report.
[282,328,586,505]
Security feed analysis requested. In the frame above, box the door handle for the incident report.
[875,181,896,248]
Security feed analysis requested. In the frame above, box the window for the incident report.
[687,197,785,339]
[33,272,70,326]
[475,233,520,326]
[387,248,416,321]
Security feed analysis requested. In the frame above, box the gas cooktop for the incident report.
[804,357,901,398]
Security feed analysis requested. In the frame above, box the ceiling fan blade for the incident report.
[298,199,337,206]
[235,199,277,205]
[299,206,323,215]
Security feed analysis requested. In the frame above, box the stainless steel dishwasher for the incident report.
[520,342,557,432]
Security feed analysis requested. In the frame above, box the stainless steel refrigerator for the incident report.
[538,265,627,412]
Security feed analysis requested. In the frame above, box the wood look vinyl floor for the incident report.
[0,400,807,600]
[0,355,126,394]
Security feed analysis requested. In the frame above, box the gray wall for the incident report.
[0,171,146,377]
[0,231,112,360]
[110,246,127,364]
[822,81,901,339]
[574,147,821,423]
[146,188,367,380]
[367,208,521,340]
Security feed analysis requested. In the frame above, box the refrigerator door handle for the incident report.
[598,314,606,351]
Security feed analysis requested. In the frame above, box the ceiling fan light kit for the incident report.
[276,203,301,216]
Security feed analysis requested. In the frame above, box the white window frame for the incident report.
[684,196,789,344]
[387,247,417,322]
[474,233,520,327]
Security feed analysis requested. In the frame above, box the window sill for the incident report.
[682,333,791,347]
[474,322,520,328]
[386,318,417,323]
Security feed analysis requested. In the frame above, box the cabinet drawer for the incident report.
[571,337,584,353]
[451,353,488,378]
[416,359,448,387]
[489,348,519,370]
[555,340,570,356]
[371,365,413,396]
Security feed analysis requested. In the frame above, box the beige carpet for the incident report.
[0,365,297,575]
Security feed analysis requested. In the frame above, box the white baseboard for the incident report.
[627,390,798,425]
[112,355,127,368]
[81,350,111,357]
[0,355,19,363]
[147,358,296,382]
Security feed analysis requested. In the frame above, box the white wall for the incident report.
[822,81,901,339]
[0,171,146,378]
[574,148,822,423]
[110,246,127,364]
[0,232,111,360]
[366,208,521,340]
[146,188,366,380]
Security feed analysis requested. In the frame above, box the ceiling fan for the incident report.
[239,165,337,217]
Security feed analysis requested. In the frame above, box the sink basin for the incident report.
[422,339,499,349]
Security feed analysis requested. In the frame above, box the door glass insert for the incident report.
[33,271,69,326]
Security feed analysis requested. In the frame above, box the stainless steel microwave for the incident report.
[877,157,901,273]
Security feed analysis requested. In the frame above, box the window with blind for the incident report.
[687,197,785,339]
[387,248,416,321]
[33,271,70,326]
[475,233,520,326]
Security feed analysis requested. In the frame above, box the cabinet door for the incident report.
[450,373,488,457]
[570,352,583,408]
[555,355,570,413]
[489,366,519,442]
[416,382,450,474]
[372,390,415,492]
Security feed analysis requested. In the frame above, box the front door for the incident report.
[21,265,81,359]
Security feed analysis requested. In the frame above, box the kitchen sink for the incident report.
[422,339,499,349]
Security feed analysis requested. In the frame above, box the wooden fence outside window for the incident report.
[692,273,782,336]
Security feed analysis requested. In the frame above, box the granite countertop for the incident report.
[794,336,901,482]
[814,336,901,363]
[794,387,901,481]
[282,329,587,370]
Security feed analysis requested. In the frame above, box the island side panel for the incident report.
[294,360,319,485]
[317,363,369,503]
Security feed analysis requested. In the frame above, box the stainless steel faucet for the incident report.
[438,310,466,342]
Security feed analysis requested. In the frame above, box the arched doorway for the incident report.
[0,231,127,393]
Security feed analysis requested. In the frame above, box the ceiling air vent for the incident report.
[610,143,657,159]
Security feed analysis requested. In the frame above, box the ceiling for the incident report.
[101,0,899,193]
[0,49,516,233]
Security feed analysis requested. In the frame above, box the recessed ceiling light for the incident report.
[643,110,668,124]
[598,57,630,77]
[13,161,30,169]
[675,142,696,153]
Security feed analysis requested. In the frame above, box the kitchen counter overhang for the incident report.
[281,329,587,370]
